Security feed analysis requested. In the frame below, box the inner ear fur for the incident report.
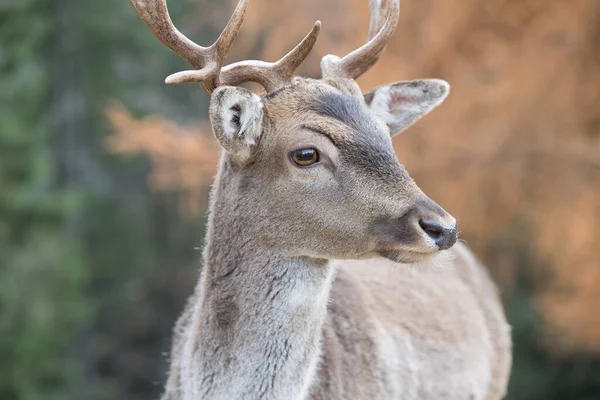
[364,79,450,136]
[210,86,264,160]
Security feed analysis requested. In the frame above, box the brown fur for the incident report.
[159,78,512,399]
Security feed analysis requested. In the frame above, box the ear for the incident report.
[209,86,264,160]
[364,79,450,136]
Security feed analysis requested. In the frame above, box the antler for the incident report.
[130,0,320,94]
[171,22,321,93]
[129,0,247,93]
[321,0,400,80]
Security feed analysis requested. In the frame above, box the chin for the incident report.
[379,249,438,264]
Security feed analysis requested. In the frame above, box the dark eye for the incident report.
[290,148,320,167]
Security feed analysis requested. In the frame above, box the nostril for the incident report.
[419,219,457,250]
[419,220,444,240]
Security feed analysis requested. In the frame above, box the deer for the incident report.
[129,0,512,398]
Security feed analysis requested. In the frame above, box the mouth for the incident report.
[378,249,439,264]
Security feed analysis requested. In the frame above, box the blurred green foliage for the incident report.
[0,1,88,398]
[0,0,205,398]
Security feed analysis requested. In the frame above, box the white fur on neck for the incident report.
[180,258,336,400]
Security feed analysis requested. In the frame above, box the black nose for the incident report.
[418,220,457,250]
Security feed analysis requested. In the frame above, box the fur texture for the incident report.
[161,78,512,400]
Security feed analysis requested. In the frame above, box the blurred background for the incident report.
[1,0,599,398]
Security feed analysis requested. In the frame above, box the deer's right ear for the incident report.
[210,86,264,160]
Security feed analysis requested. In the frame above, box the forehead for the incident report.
[265,79,390,146]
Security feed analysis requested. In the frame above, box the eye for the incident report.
[290,148,320,167]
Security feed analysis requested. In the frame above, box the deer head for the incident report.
[130,0,457,263]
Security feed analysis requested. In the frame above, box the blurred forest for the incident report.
[1,0,599,399]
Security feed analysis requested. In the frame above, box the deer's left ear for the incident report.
[364,79,450,137]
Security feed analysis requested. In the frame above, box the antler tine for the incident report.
[321,0,400,80]
[219,21,321,92]
[130,0,248,93]
[169,21,322,93]
[367,0,390,40]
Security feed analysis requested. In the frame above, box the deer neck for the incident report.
[181,157,335,400]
